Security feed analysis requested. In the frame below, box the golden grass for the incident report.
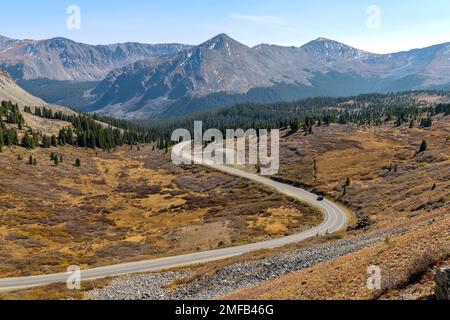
[0,144,322,278]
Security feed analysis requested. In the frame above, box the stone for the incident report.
[435,268,450,300]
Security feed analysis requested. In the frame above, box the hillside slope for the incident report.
[0,70,75,134]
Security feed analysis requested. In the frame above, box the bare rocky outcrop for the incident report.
[435,268,450,300]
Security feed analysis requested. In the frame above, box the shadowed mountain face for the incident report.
[0,35,191,81]
[86,34,450,119]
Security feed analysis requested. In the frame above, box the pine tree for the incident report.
[51,135,58,147]
[60,155,63,162]
[289,118,300,133]
[420,117,433,128]
[0,126,3,152]
[22,131,33,149]
[75,158,81,167]
[29,155,33,165]
[419,140,428,153]
[54,156,59,166]
[346,177,351,187]
[42,135,51,148]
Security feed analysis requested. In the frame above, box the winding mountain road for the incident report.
[0,142,347,291]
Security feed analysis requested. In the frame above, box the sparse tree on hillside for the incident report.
[0,126,3,152]
[42,135,51,148]
[28,155,33,165]
[51,135,58,147]
[346,177,352,187]
[22,131,36,149]
[75,158,81,167]
[420,117,433,128]
[289,118,300,133]
[419,140,428,153]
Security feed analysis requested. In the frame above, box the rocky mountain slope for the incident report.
[87,34,450,119]
[3,33,450,119]
[0,69,72,112]
[0,69,76,134]
[0,35,190,81]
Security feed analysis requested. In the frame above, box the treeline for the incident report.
[1,101,25,128]
[2,93,449,153]
[137,93,450,148]
[2,101,159,151]
[0,101,22,151]
[24,106,156,149]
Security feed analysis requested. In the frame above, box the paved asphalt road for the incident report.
[0,142,347,291]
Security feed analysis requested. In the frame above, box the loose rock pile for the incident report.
[87,231,397,300]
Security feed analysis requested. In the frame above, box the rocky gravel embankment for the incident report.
[87,229,401,300]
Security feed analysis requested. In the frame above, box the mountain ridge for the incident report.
[87,34,450,118]
[0,34,191,81]
[3,33,450,119]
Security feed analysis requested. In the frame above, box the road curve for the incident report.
[0,142,347,291]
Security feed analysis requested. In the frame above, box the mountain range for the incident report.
[0,35,190,81]
[1,33,450,119]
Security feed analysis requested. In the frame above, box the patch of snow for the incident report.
[443,45,450,56]
[0,47,12,54]
[180,51,193,67]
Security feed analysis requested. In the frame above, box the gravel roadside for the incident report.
[87,229,400,300]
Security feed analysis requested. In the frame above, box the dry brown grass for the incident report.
[220,115,450,300]
[223,211,449,300]
[276,115,450,230]
[0,278,111,300]
[0,143,321,278]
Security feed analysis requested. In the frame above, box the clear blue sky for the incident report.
[1,0,450,53]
